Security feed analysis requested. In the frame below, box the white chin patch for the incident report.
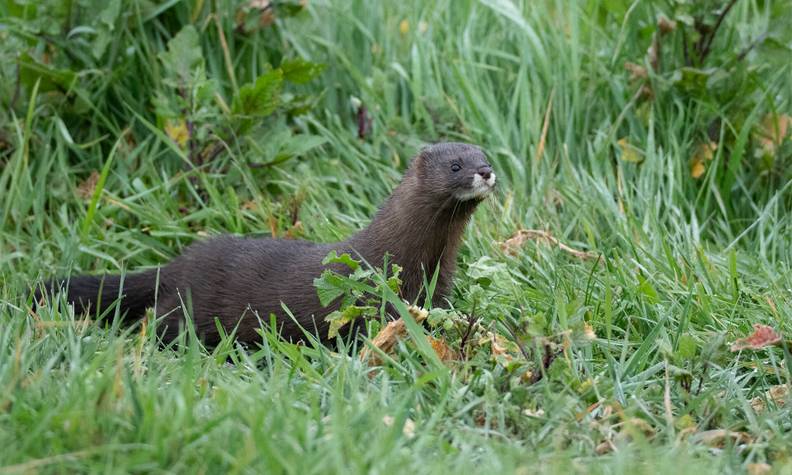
[454,172,496,201]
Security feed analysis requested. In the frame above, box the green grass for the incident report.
[1,0,791,473]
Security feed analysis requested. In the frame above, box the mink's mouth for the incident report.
[453,172,497,201]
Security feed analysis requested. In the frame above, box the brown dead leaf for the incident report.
[533,91,554,162]
[500,229,598,261]
[730,324,782,351]
[750,384,789,413]
[488,332,510,357]
[647,33,660,71]
[285,221,303,239]
[76,171,100,200]
[755,114,791,157]
[595,440,615,455]
[360,319,407,366]
[690,141,717,179]
[427,336,458,363]
[583,323,597,341]
[235,0,275,33]
[657,15,676,35]
[747,463,772,475]
[359,305,430,366]
[624,62,648,81]
[692,429,752,447]
[690,160,706,179]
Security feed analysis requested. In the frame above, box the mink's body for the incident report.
[39,143,496,346]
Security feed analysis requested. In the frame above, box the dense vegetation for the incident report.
[1,0,791,472]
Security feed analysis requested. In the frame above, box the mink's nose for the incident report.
[477,166,492,180]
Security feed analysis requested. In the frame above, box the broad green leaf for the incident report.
[280,58,326,84]
[637,274,660,305]
[313,271,346,307]
[321,250,360,271]
[677,334,698,361]
[232,69,283,117]
[92,0,121,59]
[467,256,507,288]
[324,305,377,339]
[158,25,203,81]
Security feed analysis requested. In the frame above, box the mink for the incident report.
[36,142,496,346]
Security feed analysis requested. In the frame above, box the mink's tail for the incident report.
[34,269,160,321]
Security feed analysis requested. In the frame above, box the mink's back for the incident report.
[156,235,341,344]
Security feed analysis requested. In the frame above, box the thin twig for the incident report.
[529,343,560,384]
[458,308,478,360]
[500,229,599,261]
[735,32,768,62]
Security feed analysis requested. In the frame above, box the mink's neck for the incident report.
[346,174,479,305]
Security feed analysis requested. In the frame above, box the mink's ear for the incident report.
[409,147,430,175]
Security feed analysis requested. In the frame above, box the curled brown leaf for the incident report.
[730,324,782,351]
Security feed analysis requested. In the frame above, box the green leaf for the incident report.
[280,58,326,84]
[158,25,203,81]
[324,305,377,339]
[92,0,121,59]
[321,250,360,271]
[636,274,660,305]
[676,334,698,361]
[18,53,76,93]
[313,271,346,307]
[232,69,283,117]
[467,256,507,288]
[257,134,328,167]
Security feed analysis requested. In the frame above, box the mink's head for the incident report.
[411,142,496,203]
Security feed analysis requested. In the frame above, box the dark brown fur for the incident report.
[38,143,495,346]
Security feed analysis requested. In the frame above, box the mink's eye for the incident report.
[451,163,462,172]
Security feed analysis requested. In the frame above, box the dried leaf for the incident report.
[617,138,643,163]
[657,15,676,34]
[730,324,782,351]
[690,141,717,179]
[690,160,706,179]
[624,62,648,81]
[500,229,598,260]
[533,91,553,162]
[427,336,458,362]
[647,32,660,71]
[692,429,752,447]
[164,119,189,148]
[360,319,407,365]
[522,408,545,418]
[583,323,597,341]
[382,415,416,439]
[747,463,772,475]
[76,171,100,200]
[755,114,791,157]
[750,384,789,412]
[595,440,615,455]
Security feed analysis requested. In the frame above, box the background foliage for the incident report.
[1,0,791,473]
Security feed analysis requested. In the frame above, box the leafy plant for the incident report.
[620,0,792,199]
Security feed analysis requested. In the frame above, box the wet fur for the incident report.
[37,143,494,346]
